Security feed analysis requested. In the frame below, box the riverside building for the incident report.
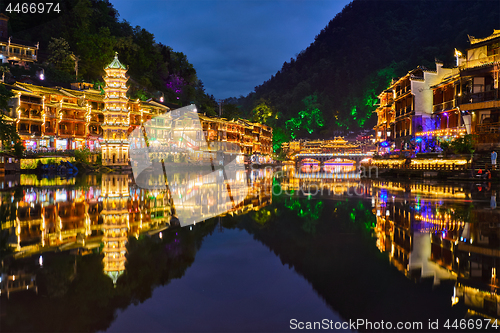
[0,55,273,161]
[374,29,500,154]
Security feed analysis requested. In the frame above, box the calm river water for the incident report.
[1,168,499,332]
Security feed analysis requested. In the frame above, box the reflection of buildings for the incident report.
[2,171,272,276]
[4,175,102,252]
[280,165,368,197]
[372,181,461,283]
[451,214,500,318]
[372,180,500,318]
[100,174,129,282]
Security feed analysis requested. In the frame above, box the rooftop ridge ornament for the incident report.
[105,52,126,70]
[468,29,500,45]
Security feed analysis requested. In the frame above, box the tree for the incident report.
[251,99,278,126]
[285,94,324,139]
[221,103,241,120]
[0,85,24,157]
[450,134,475,155]
[47,37,74,73]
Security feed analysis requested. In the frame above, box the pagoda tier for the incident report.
[101,174,130,283]
[102,53,131,166]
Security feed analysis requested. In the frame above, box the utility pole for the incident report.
[218,99,223,117]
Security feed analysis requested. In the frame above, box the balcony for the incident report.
[20,96,42,105]
[475,122,500,134]
[460,53,500,70]
[433,100,456,113]
[460,90,497,104]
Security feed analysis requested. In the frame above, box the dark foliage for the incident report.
[4,0,216,112]
[233,0,500,136]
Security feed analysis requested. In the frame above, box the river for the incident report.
[0,167,499,332]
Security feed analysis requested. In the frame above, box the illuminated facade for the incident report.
[3,81,272,157]
[456,29,500,148]
[0,14,38,66]
[375,29,500,152]
[373,89,394,150]
[281,137,359,157]
[101,54,130,166]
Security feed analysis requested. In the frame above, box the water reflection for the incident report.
[2,168,500,331]
[372,180,500,319]
[1,169,273,282]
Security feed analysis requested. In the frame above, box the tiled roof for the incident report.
[105,53,126,70]
[469,29,500,45]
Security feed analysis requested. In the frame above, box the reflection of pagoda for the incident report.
[101,174,129,283]
[102,53,130,167]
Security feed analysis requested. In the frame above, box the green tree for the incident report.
[251,99,278,126]
[0,85,24,157]
[450,134,475,154]
[285,94,324,138]
[272,127,290,154]
[47,37,74,73]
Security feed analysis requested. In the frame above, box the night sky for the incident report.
[109,0,352,100]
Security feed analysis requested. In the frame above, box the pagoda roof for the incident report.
[105,53,126,70]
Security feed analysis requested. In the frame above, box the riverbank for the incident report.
[366,166,500,182]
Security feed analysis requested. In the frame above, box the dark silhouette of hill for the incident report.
[232,0,500,137]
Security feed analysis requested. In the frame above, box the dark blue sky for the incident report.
[109,0,352,100]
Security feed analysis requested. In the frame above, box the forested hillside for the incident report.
[5,0,219,114]
[232,0,500,144]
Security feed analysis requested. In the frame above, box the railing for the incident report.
[433,103,443,113]
[20,96,42,104]
[461,53,500,70]
[460,90,497,104]
[475,122,500,134]
[432,100,456,113]
[375,162,467,171]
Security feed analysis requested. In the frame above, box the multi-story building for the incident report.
[373,89,394,152]
[1,57,273,158]
[456,29,500,148]
[0,14,38,66]
[389,62,454,149]
[101,54,130,167]
[428,69,464,136]
[376,29,500,152]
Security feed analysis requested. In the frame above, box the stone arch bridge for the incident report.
[295,153,371,166]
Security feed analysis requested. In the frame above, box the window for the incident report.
[487,41,500,56]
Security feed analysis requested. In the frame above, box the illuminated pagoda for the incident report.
[100,174,130,284]
[101,53,130,166]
